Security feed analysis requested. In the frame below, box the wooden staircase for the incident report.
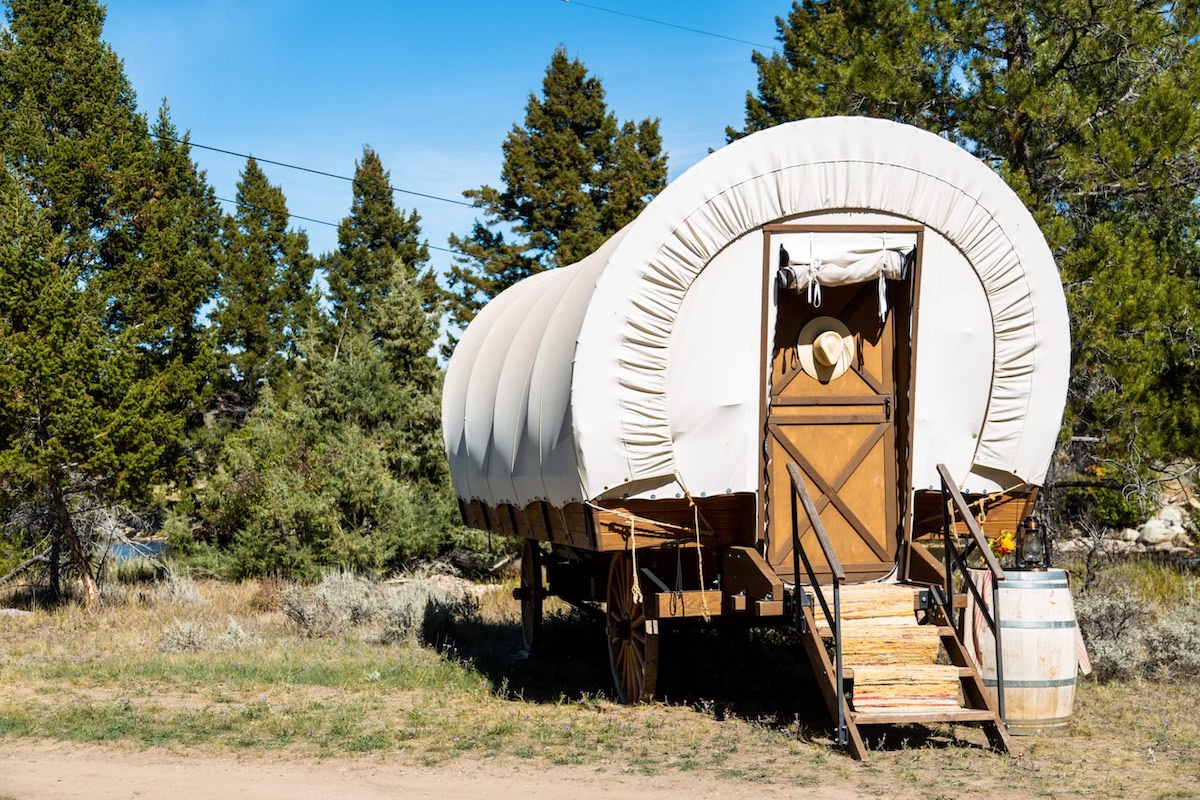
[799,582,1013,760]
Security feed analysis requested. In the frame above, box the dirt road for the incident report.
[0,740,865,800]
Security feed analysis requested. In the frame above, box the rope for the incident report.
[675,472,712,623]
[582,501,646,605]
[690,495,711,622]
[944,486,1028,536]
[629,515,643,605]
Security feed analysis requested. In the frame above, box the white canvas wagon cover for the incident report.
[443,117,1070,510]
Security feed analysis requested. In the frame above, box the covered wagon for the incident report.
[442,116,1069,756]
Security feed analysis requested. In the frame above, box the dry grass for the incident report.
[1,577,1198,797]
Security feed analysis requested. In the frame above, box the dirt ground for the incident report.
[0,739,867,800]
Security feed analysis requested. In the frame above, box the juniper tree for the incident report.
[445,46,668,333]
[732,0,1200,487]
[0,0,220,607]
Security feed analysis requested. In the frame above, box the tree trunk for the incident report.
[49,474,99,612]
[49,533,61,600]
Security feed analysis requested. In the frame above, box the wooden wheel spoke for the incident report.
[606,552,659,704]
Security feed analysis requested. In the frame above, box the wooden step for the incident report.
[851,708,999,725]
[844,666,974,680]
[841,618,944,665]
[833,583,921,620]
[849,664,963,711]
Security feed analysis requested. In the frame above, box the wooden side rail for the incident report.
[936,463,1007,724]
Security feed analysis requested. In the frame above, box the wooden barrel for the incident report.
[971,568,1079,735]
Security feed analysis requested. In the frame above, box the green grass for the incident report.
[15,641,483,693]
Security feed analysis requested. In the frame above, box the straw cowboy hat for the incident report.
[798,316,855,382]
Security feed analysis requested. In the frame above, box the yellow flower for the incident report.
[989,531,1015,557]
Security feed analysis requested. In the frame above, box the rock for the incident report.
[1158,506,1186,532]
[1104,539,1136,555]
[1055,539,1084,555]
[1138,519,1176,546]
[1173,533,1196,548]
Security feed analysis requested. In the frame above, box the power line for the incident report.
[163,133,477,209]
[557,0,779,52]
[215,196,483,261]
[217,196,337,229]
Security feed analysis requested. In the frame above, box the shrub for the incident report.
[98,580,130,607]
[376,578,478,645]
[213,617,256,650]
[1142,592,1200,680]
[160,620,207,652]
[1076,581,1149,681]
[153,573,203,606]
[314,571,382,625]
[1074,486,1145,529]
[280,572,381,637]
[280,585,341,638]
[1076,565,1200,682]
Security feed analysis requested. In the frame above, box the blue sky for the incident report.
[99,0,788,275]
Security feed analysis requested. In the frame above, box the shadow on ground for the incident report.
[447,608,833,734]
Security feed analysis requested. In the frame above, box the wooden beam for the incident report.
[650,590,722,620]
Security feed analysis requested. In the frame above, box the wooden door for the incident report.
[763,242,907,584]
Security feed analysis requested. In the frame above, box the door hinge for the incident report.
[884,396,892,421]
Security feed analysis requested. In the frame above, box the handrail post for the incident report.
[790,483,803,633]
[833,579,845,745]
[939,473,955,630]
[992,579,1005,723]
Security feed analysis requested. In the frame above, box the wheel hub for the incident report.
[609,616,632,641]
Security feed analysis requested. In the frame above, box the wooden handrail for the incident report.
[936,463,1005,580]
[787,462,846,583]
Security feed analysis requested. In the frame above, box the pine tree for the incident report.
[213,158,315,416]
[0,0,220,607]
[325,146,432,336]
[0,0,146,266]
[732,0,1200,484]
[135,106,223,477]
[445,46,668,332]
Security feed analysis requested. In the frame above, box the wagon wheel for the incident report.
[519,539,543,652]
[606,551,659,703]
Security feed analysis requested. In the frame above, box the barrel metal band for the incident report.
[984,677,1076,688]
[1000,619,1077,629]
[998,716,1072,726]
